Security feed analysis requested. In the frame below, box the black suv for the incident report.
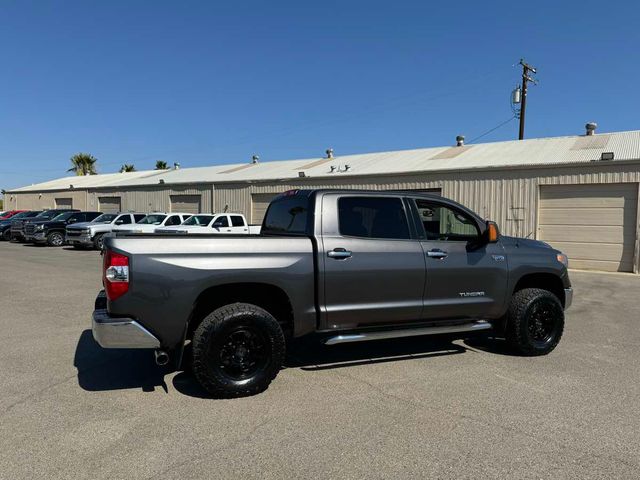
[0,211,41,241]
[12,209,79,241]
[27,211,103,246]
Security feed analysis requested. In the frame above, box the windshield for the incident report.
[92,213,117,223]
[51,212,73,222]
[136,214,166,225]
[182,215,213,226]
[35,211,58,220]
[6,211,31,220]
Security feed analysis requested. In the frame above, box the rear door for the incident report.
[408,198,508,320]
[320,193,426,330]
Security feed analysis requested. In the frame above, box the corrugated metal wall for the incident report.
[6,161,640,271]
[5,190,88,211]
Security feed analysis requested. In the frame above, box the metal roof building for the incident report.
[4,127,640,273]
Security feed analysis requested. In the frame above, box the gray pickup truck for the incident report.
[93,189,572,397]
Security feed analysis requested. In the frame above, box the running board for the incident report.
[324,321,492,346]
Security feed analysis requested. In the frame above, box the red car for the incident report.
[0,210,27,220]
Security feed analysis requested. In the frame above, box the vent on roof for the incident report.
[252,155,259,164]
[429,145,473,160]
[326,148,334,159]
[585,122,597,136]
[456,135,465,147]
[570,134,611,150]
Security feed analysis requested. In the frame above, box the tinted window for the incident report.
[133,214,146,222]
[213,216,229,228]
[115,215,132,225]
[165,215,181,226]
[263,196,309,234]
[85,212,101,221]
[414,199,479,241]
[338,197,410,240]
[230,215,245,227]
[52,212,74,221]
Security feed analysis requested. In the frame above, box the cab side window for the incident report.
[413,199,479,241]
[338,197,410,240]
[115,215,132,225]
[213,216,229,228]
[165,215,181,226]
[230,215,245,227]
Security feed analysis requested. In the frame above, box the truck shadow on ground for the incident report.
[74,329,504,398]
[74,330,170,393]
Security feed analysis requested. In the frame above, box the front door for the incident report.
[320,194,426,330]
[409,198,508,320]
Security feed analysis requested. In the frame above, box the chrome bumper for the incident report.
[66,234,93,245]
[92,308,160,349]
[564,288,573,310]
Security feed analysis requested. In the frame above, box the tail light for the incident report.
[103,250,129,300]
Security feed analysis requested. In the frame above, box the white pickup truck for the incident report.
[155,213,261,235]
[112,212,192,234]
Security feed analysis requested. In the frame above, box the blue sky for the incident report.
[1,0,639,191]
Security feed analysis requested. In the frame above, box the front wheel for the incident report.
[2,230,10,241]
[93,234,104,250]
[505,288,564,356]
[192,303,285,398]
[47,231,65,246]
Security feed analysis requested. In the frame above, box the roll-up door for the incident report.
[55,197,73,208]
[98,197,122,213]
[251,193,279,223]
[170,195,201,214]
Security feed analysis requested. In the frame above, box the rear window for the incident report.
[230,215,245,227]
[262,195,310,234]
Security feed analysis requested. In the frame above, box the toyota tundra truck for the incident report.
[92,189,572,398]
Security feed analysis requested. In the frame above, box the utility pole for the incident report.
[517,58,537,140]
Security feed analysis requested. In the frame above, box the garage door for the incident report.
[252,193,279,223]
[98,197,122,213]
[170,195,201,214]
[55,197,73,208]
[539,184,638,272]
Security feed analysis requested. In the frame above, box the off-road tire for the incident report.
[505,288,564,356]
[47,231,65,247]
[192,303,285,398]
[93,234,104,250]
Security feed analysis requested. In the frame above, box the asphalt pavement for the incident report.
[0,241,639,479]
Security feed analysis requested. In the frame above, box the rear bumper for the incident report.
[92,293,160,349]
[564,287,573,310]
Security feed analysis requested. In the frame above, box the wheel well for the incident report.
[513,273,565,307]
[187,283,294,340]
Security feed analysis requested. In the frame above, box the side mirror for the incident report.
[486,221,500,243]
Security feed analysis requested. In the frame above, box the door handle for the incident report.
[327,248,352,259]
[427,249,448,259]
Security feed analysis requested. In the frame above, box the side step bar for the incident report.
[324,320,492,346]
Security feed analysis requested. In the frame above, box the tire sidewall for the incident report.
[192,304,285,397]
[47,232,64,246]
[93,234,104,250]
[510,289,564,355]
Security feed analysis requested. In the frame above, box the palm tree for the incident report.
[120,164,136,173]
[68,153,98,176]
[155,160,168,170]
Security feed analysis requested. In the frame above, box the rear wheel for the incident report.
[505,288,564,356]
[47,231,64,247]
[2,230,10,241]
[192,302,285,398]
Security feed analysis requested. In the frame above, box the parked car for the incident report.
[26,211,103,246]
[65,212,147,250]
[112,212,192,234]
[11,209,79,241]
[92,189,573,398]
[0,210,27,220]
[0,211,41,241]
[155,213,260,234]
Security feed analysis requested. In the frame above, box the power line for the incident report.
[467,115,517,144]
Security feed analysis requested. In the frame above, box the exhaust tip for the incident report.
[154,350,170,366]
